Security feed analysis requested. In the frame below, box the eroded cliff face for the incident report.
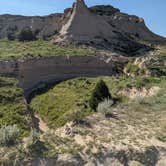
[52,0,149,55]
[0,56,121,97]
[0,3,165,43]
[52,0,117,44]
[19,56,117,97]
[106,13,165,43]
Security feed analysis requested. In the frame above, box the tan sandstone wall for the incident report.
[0,56,115,97]
[18,56,114,95]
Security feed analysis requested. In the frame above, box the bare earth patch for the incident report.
[53,108,166,165]
[119,86,160,100]
[35,114,49,133]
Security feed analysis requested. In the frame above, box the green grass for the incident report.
[30,78,96,128]
[125,62,145,76]
[1,75,165,164]
[145,45,166,76]
[123,83,166,113]
[30,76,166,128]
[0,39,97,60]
[0,77,31,136]
[103,76,165,97]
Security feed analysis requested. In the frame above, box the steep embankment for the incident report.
[0,77,32,135]
[0,54,126,98]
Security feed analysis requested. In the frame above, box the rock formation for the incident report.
[107,12,165,43]
[52,0,117,44]
[52,0,147,55]
[0,55,122,97]
[0,14,62,39]
[0,0,165,44]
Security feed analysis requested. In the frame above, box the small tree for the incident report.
[89,80,112,111]
[17,28,36,41]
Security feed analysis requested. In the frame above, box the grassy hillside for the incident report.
[27,75,166,165]
[30,78,95,128]
[0,41,165,165]
[0,77,31,136]
[1,75,165,165]
[0,39,97,60]
[30,76,166,129]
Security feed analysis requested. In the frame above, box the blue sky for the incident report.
[0,0,165,37]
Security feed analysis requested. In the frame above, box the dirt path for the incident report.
[24,98,49,133]
[34,114,49,133]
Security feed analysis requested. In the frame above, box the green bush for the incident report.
[27,129,47,157]
[89,80,111,111]
[97,99,114,117]
[149,66,166,76]
[17,28,36,41]
[27,129,40,146]
[0,125,20,146]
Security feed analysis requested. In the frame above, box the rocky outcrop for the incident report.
[0,14,62,39]
[52,0,116,45]
[90,5,120,16]
[52,0,147,55]
[107,13,165,43]
[0,55,122,98]
[0,2,165,43]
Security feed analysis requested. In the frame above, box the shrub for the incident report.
[27,129,40,146]
[149,66,166,76]
[0,125,20,146]
[17,28,36,41]
[97,99,114,117]
[27,129,47,157]
[67,109,85,124]
[89,80,111,111]
[125,63,144,76]
[7,33,16,41]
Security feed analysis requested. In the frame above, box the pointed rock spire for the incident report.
[52,0,115,44]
